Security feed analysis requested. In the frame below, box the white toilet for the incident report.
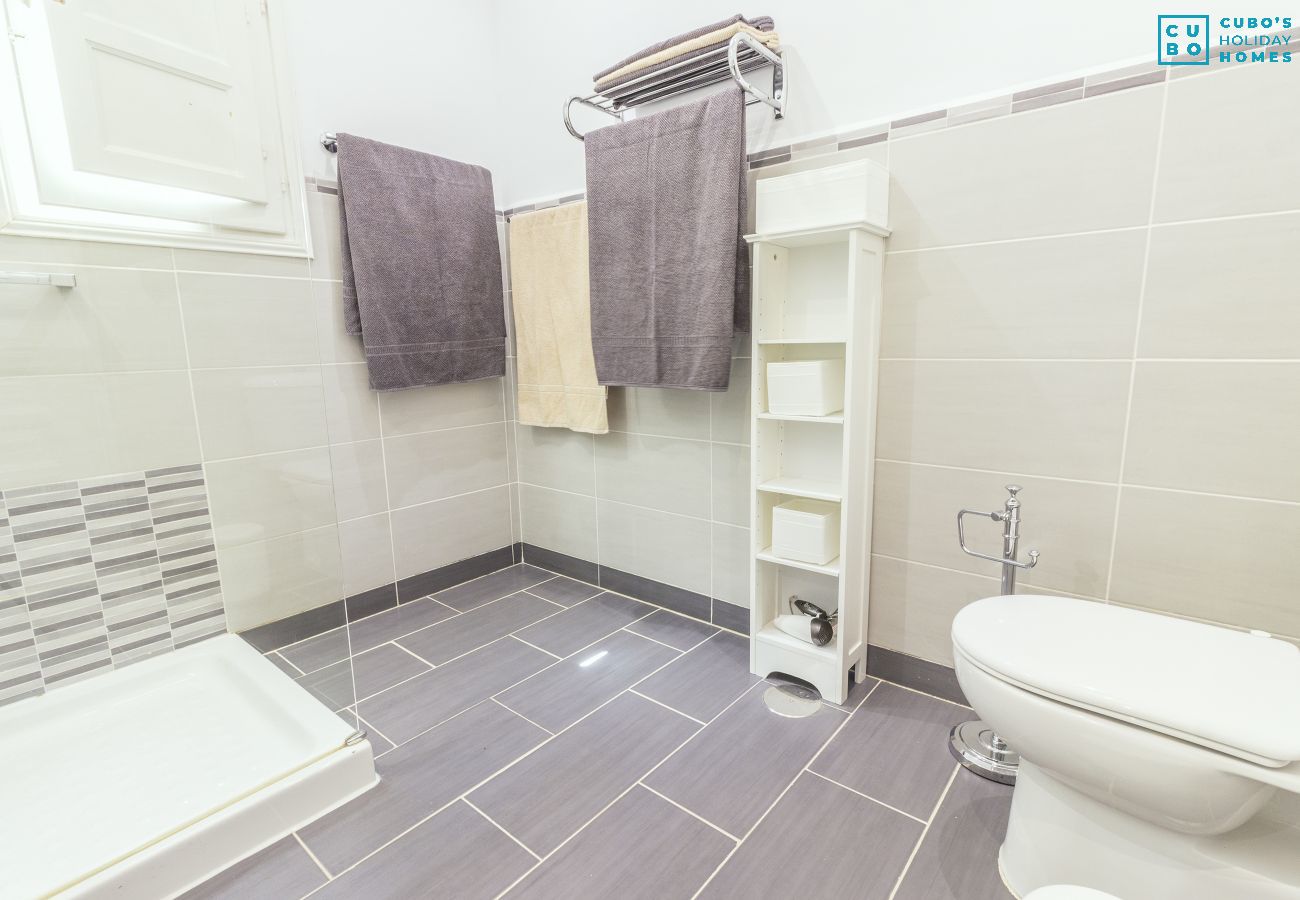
[953,594,1300,900]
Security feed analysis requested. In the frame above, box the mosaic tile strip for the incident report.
[0,464,226,708]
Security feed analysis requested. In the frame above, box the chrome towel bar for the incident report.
[0,271,76,288]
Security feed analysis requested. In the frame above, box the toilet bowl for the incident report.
[952,595,1300,900]
[1023,887,1121,900]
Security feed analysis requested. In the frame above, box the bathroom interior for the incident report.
[0,1,1297,898]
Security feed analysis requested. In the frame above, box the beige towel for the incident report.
[509,203,608,434]
[595,22,781,92]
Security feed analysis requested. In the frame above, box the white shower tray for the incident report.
[0,633,377,899]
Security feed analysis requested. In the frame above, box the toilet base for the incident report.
[949,719,1019,785]
[1002,761,1300,900]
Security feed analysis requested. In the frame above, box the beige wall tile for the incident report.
[867,555,1002,665]
[385,423,509,508]
[871,461,1117,598]
[191,366,329,460]
[0,234,172,269]
[597,500,711,596]
[888,86,1162,250]
[881,231,1145,359]
[606,385,712,440]
[519,483,597,560]
[219,524,343,631]
[178,273,317,368]
[1110,487,1300,640]
[390,486,513,580]
[1140,214,1300,359]
[710,356,752,445]
[0,267,186,375]
[875,360,1130,481]
[1124,362,1300,502]
[0,372,199,487]
[338,513,395,597]
[206,448,336,548]
[323,362,381,444]
[172,248,310,278]
[1155,62,1300,222]
[514,425,595,494]
[711,523,751,607]
[711,442,750,527]
[378,378,504,436]
[594,431,712,519]
[313,280,364,364]
[306,190,343,280]
[329,440,388,521]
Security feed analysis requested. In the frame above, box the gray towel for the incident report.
[337,133,505,391]
[584,87,749,391]
[592,14,774,82]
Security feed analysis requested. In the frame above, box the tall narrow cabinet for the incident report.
[747,213,890,705]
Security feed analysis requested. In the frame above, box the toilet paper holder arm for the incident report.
[957,485,1040,596]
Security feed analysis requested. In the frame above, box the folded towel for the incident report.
[596,24,781,96]
[509,203,609,434]
[592,14,774,82]
[585,87,748,391]
[337,133,505,391]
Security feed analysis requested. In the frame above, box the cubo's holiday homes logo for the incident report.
[1158,14,1294,65]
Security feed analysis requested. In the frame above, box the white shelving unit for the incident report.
[746,211,889,704]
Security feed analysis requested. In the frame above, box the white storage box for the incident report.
[772,499,840,565]
[767,358,844,417]
[755,159,889,234]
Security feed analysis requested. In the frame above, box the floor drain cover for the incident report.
[763,683,822,718]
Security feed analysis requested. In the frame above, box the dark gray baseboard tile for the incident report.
[520,544,599,584]
[240,601,347,653]
[597,566,711,622]
[866,645,968,706]
[345,584,398,622]
[711,599,749,635]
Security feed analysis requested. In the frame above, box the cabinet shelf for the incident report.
[756,547,841,576]
[756,477,841,502]
[755,622,838,661]
[756,411,843,425]
[756,338,847,346]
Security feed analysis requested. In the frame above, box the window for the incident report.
[0,0,309,256]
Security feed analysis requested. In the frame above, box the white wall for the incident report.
[279,0,506,186]
[491,0,1195,206]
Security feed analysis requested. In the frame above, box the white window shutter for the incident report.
[41,0,269,203]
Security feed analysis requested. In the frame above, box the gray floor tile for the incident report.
[296,643,429,710]
[635,632,759,721]
[397,591,561,665]
[625,609,719,650]
[526,575,602,606]
[827,673,882,711]
[810,682,968,819]
[893,770,1014,900]
[278,626,350,674]
[699,773,923,899]
[496,630,678,732]
[357,717,394,755]
[347,596,457,654]
[513,591,654,657]
[506,786,734,900]
[644,683,846,837]
[265,651,302,676]
[469,692,699,856]
[434,564,553,612]
[298,700,548,874]
[358,637,555,744]
[180,835,324,899]
[311,801,535,900]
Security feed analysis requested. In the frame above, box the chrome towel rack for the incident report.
[563,31,786,141]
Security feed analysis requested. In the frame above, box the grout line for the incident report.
[271,650,307,676]
[519,590,569,610]
[292,831,334,881]
[804,769,926,824]
[637,782,741,841]
[463,797,543,861]
[619,627,689,653]
[509,635,563,660]
[388,640,436,667]
[1104,70,1171,604]
[491,696,553,734]
[628,689,707,725]
[355,714,397,751]
[887,764,961,900]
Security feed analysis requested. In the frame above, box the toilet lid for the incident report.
[952,595,1300,766]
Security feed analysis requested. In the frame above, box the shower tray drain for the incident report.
[763,682,822,718]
